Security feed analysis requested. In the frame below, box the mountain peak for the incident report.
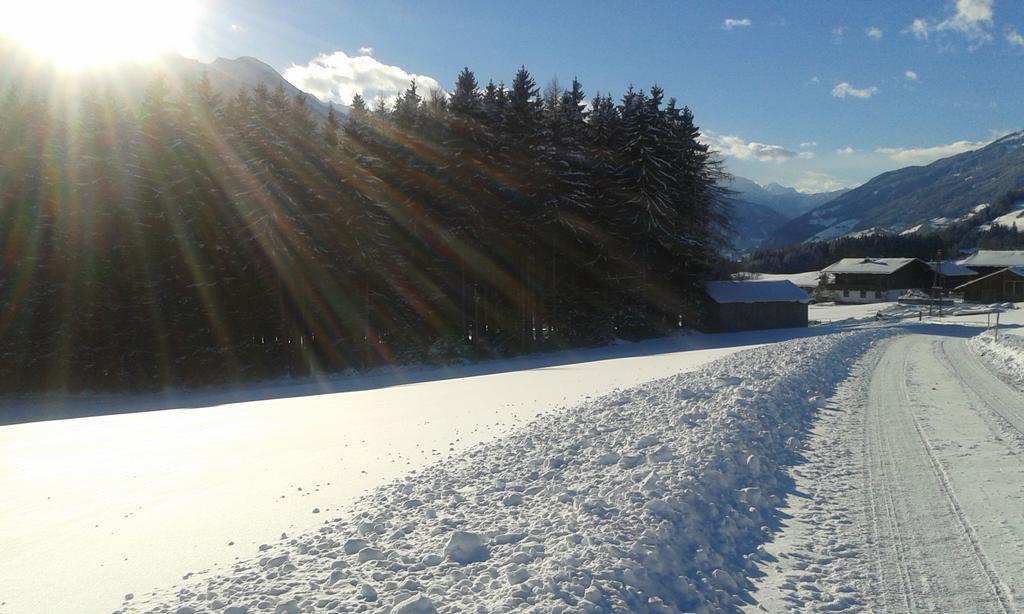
[767,133,1024,247]
[763,182,797,196]
[724,175,846,219]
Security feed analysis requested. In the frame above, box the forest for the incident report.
[0,64,731,392]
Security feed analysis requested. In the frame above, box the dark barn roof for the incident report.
[704,280,810,304]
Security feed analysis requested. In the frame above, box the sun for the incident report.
[0,0,201,68]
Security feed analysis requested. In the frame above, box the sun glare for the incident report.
[0,0,200,68]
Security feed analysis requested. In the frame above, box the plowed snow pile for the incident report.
[970,330,1024,383]
[121,330,888,614]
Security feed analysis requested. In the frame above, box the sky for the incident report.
[58,0,1024,192]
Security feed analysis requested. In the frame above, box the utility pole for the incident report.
[931,249,943,318]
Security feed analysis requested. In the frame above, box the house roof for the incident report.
[956,250,1024,268]
[928,261,978,277]
[955,266,1024,291]
[821,257,919,275]
[704,280,810,304]
[736,271,821,288]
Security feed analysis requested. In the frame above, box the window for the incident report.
[875,290,884,298]
[859,290,867,298]
[843,289,850,297]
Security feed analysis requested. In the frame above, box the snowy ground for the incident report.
[746,331,1024,611]
[1,329,819,614]
[109,329,889,613]
[746,321,1024,612]
[4,304,1023,614]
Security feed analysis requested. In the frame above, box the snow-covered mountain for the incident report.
[723,199,790,253]
[768,130,1024,247]
[724,176,848,219]
[721,177,847,253]
[165,55,336,119]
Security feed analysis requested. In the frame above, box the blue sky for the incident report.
[192,0,1023,192]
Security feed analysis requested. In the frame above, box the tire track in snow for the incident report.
[863,346,919,614]
[940,338,1024,449]
[751,333,1024,613]
[879,337,1013,613]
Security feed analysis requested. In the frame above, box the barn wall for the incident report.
[707,302,808,332]
[961,270,1024,303]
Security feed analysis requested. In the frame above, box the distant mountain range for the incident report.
[768,130,1024,247]
[724,176,849,218]
[720,177,848,253]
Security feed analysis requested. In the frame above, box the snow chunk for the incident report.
[359,583,378,601]
[443,530,489,564]
[343,538,369,555]
[506,566,531,584]
[357,547,384,562]
[391,593,438,614]
[502,493,524,506]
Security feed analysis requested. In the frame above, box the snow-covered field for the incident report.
[3,304,1023,614]
[114,329,888,613]
[1,330,813,614]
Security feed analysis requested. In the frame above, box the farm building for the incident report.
[928,261,978,289]
[955,267,1024,303]
[702,280,810,332]
[957,250,1024,277]
[820,257,933,304]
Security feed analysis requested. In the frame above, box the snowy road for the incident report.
[751,332,1024,612]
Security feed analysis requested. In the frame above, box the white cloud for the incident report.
[1007,28,1024,47]
[794,171,857,193]
[831,82,879,99]
[800,141,817,148]
[866,26,883,39]
[722,18,752,30]
[358,46,374,56]
[230,24,244,32]
[284,51,442,106]
[836,146,856,156]
[798,151,816,159]
[831,25,847,44]
[910,18,931,39]
[701,131,802,163]
[905,69,919,81]
[910,0,994,43]
[875,137,992,164]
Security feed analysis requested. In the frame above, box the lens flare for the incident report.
[0,0,200,67]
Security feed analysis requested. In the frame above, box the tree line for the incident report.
[0,64,730,393]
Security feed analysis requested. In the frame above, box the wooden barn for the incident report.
[955,267,1024,303]
[820,257,933,303]
[928,261,978,289]
[957,250,1024,277]
[702,280,810,332]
